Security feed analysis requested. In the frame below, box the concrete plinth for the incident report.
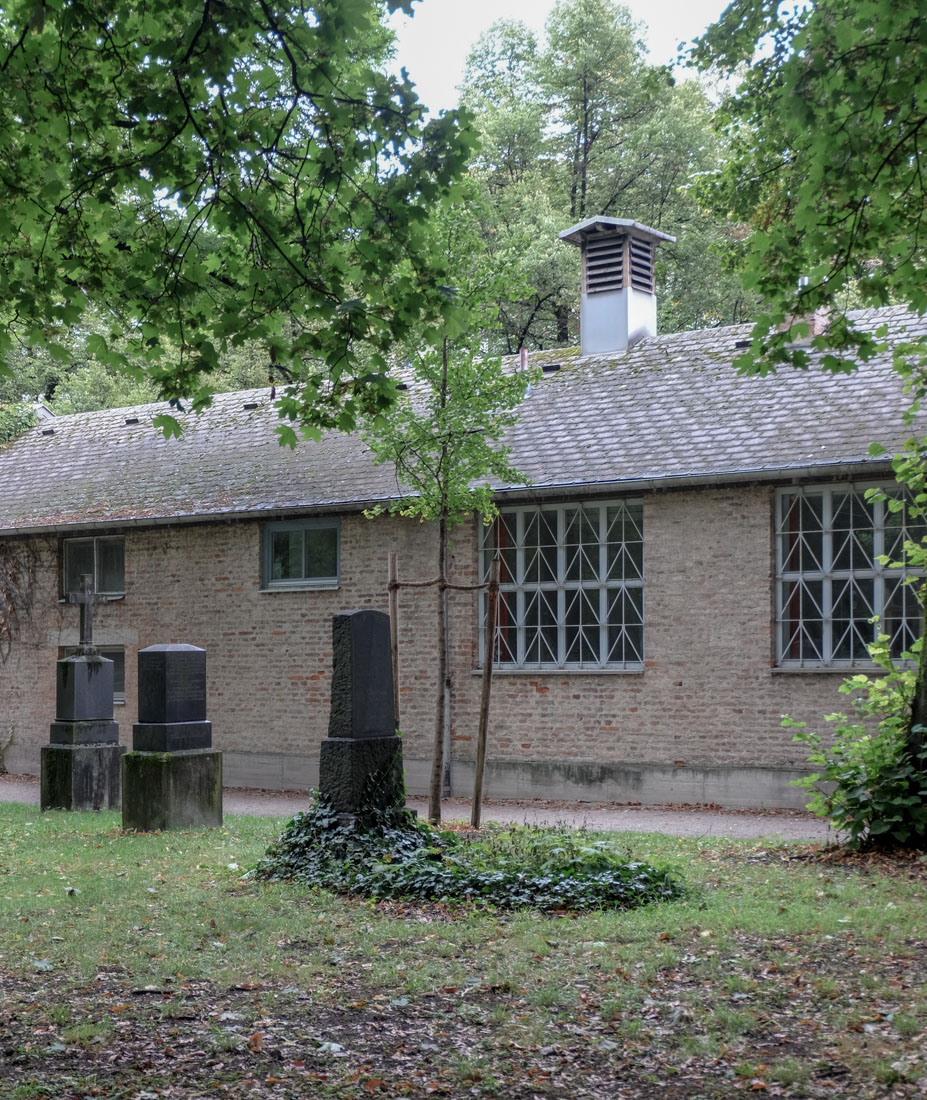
[50,719,119,746]
[132,721,213,752]
[122,750,223,831]
[41,743,125,811]
[319,735,404,813]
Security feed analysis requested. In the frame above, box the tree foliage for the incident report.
[0,401,36,445]
[0,0,474,436]
[692,0,927,375]
[460,0,753,353]
[695,2,927,843]
[363,196,534,823]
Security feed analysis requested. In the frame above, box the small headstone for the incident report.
[41,575,125,812]
[319,610,404,814]
[133,645,212,751]
[122,644,222,830]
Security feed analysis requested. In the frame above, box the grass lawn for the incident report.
[0,803,925,1099]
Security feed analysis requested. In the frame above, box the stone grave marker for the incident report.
[122,644,222,830]
[318,609,404,813]
[41,574,125,811]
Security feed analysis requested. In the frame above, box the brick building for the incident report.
[1,219,925,807]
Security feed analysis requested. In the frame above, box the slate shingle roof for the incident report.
[1,305,924,534]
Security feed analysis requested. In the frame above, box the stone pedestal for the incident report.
[41,653,124,812]
[122,750,223,831]
[41,743,125,812]
[318,610,405,813]
[319,735,404,813]
[122,644,222,831]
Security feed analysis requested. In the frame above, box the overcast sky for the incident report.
[390,0,731,113]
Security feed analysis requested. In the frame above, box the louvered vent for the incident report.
[585,234,624,294]
[629,236,654,292]
[559,216,675,354]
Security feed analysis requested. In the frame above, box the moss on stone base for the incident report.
[122,750,222,831]
[41,743,125,812]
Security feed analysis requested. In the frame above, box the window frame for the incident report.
[260,518,341,591]
[61,535,125,598]
[775,482,924,668]
[479,500,645,672]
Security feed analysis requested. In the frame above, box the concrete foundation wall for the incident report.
[0,485,855,808]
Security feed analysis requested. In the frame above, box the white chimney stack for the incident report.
[559,218,675,356]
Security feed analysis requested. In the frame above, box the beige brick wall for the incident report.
[0,486,856,805]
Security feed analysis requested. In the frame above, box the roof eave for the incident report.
[0,457,896,536]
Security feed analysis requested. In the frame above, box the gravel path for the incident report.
[0,772,834,840]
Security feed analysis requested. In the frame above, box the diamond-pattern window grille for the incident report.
[479,501,644,669]
[776,484,925,666]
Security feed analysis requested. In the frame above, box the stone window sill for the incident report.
[771,665,881,675]
[471,666,646,677]
[57,594,125,603]
[259,583,341,594]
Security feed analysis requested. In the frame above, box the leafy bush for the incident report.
[254,798,683,912]
[786,635,927,850]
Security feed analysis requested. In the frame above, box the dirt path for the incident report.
[0,772,833,840]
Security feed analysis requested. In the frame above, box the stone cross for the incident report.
[68,573,100,654]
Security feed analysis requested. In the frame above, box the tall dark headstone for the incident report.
[122,644,222,830]
[41,575,125,811]
[318,610,404,814]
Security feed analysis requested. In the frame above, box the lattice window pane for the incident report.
[481,500,644,669]
[607,504,643,580]
[524,590,559,664]
[882,493,927,563]
[883,577,921,655]
[564,508,600,583]
[564,589,600,664]
[832,491,875,570]
[831,577,875,662]
[779,491,824,572]
[524,510,558,584]
[607,588,644,664]
[494,590,519,664]
[779,578,824,663]
[776,484,924,666]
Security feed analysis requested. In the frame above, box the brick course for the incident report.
[0,486,856,805]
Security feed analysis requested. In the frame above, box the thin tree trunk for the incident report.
[428,515,448,824]
[908,594,927,758]
[471,557,500,829]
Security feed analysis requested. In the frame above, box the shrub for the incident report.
[253,798,683,912]
[786,635,927,850]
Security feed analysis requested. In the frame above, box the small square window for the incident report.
[62,645,126,705]
[262,519,340,589]
[62,536,125,597]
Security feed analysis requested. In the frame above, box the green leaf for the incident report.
[152,414,183,440]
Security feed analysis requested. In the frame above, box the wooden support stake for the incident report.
[471,557,500,829]
[389,552,400,733]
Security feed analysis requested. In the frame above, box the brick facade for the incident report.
[0,482,855,807]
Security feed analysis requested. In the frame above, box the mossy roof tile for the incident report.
[1,306,923,532]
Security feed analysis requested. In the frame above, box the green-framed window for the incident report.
[262,519,340,590]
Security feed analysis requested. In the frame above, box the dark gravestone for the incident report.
[319,610,404,814]
[133,645,212,751]
[41,575,125,812]
[122,644,222,830]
